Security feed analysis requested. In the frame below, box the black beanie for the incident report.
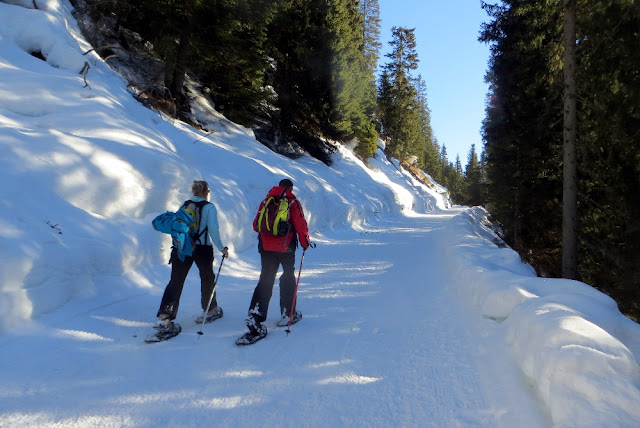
[279,178,294,189]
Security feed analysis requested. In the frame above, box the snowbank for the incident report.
[445,206,640,427]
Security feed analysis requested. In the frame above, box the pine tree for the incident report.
[446,155,465,203]
[378,27,422,162]
[377,70,394,136]
[413,76,435,167]
[424,137,443,183]
[328,0,378,152]
[439,144,449,183]
[196,0,275,124]
[360,0,381,76]
[464,144,484,206]
[354,0,382,159]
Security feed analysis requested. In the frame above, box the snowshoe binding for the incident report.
[276,310,302,327]
[235,318,267,346]
[145,320,182,343]
[195,306,223,324]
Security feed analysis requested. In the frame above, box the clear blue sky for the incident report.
[377,0,491,164]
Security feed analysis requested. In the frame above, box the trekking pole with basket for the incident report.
[197,253,227,337]
[286,242,316,335]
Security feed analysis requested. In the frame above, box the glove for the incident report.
[222,246,229,258]
[302,236,311,250]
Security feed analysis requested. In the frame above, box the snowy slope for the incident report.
[1,1,640,427]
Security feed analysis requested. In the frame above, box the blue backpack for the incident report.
[152,200,208,261]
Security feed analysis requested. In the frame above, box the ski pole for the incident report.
[286,242,315,335]
[197,253,226,337]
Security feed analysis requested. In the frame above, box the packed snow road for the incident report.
[0,214,548,427]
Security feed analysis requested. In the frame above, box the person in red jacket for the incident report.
[242,178,310,342]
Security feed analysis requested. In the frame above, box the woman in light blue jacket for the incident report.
[155,180,228,334]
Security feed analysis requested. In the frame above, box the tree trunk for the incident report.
[165,36,190,102]
[562,0,578,279]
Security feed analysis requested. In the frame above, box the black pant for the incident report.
[248,251,296,323]
[157,245,217,320]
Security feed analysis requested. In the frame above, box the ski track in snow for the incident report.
[0,215,548,427]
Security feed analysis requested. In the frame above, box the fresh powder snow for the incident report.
[1,1,640,427]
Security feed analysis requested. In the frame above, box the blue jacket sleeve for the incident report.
[203,203,225,252]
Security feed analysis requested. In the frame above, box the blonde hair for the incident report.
[191,180,209,198]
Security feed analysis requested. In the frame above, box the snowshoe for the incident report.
[276,310,302,327]
[235,319,267,346]
[145,321,182,343]
[195,306,223,324]
[235,328,267,346]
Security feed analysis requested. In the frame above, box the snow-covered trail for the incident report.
[0,214,548,427]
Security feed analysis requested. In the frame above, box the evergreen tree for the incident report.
[446,155,465,203]
[414,76,435,167]
[197,0,275,124]
[378,27,422,162]
[354,0,382,159]
[424,137,443,183]
[328,0,378,153]
[377,69,394,134]
[360,0,381,76]
[422,138,441,184]
[464,144,484,206]
[439,144,449,183]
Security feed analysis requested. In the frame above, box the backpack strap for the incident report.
[257,195,275,234]
[195,200,209,245]
[184,200,210,246]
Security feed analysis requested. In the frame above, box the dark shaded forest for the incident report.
[481,0,639,320]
